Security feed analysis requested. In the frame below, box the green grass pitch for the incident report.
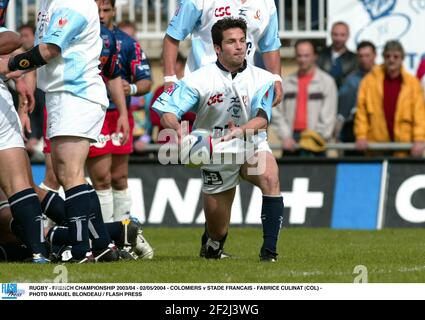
[1,228,425,283]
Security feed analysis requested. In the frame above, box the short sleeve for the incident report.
[42,8,88,51]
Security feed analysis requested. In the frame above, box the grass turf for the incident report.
[1,228,424,283]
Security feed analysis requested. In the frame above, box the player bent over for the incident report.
[153,18,284,262]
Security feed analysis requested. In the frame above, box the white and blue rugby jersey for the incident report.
[152,62,275,140]
[167,0,280,74]
[36,0,108,107]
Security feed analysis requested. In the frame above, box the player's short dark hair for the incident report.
[101,0,115,7]
[18,23,35,34]
[211,17,247,47]
[357,41,376,53]
[295,39,317,54]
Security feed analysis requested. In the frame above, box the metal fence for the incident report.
[7,0,328,40]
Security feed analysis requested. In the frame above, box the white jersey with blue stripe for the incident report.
[167,0,280,74]
[35,0,108,107]
[153,62,275,140]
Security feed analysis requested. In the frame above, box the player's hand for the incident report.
[272,81,283,107]
[0,56,10,75]
[282,137,296,151]
[164,82,175,92]
[221,121,243,142]
[15,77,35,113]
[122,79,131,95]
[116,115,130,146]
[411,142,425,157]
[355,139,368,151]
[6,70,26,80]
[18,108,31,141]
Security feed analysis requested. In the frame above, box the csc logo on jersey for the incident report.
[208,94,224,106]
[215,6,231,17]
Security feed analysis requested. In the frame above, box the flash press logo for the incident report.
[1,283,25,300]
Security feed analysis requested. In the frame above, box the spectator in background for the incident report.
[272,40,337,157]
[18,24,35,50]
[355,41,425,157]
[318,21,357,88]
[337,41,376,146]
[149,52,196,145]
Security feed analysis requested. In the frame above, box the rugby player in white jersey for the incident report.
[0,0,117,262]
[153,18,284,262]
[0,28,48,263]
[163,0,282,106]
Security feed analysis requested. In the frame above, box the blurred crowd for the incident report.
[271,22,425,158]
[11,20,425,161]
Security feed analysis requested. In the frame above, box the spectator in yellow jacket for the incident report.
[355,40,425,157]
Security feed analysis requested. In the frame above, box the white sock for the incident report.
[39,182,59,227]
[39,182,59,193]
[112,188,132,222]
[97,188,114,223]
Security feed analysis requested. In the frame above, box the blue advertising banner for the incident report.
[29,159,424,229]
[331,163,382,230]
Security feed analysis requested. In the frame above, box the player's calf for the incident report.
[9,188,49,262]
[259,195,284,262]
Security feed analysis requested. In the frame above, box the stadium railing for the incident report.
[8,0,328,41]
